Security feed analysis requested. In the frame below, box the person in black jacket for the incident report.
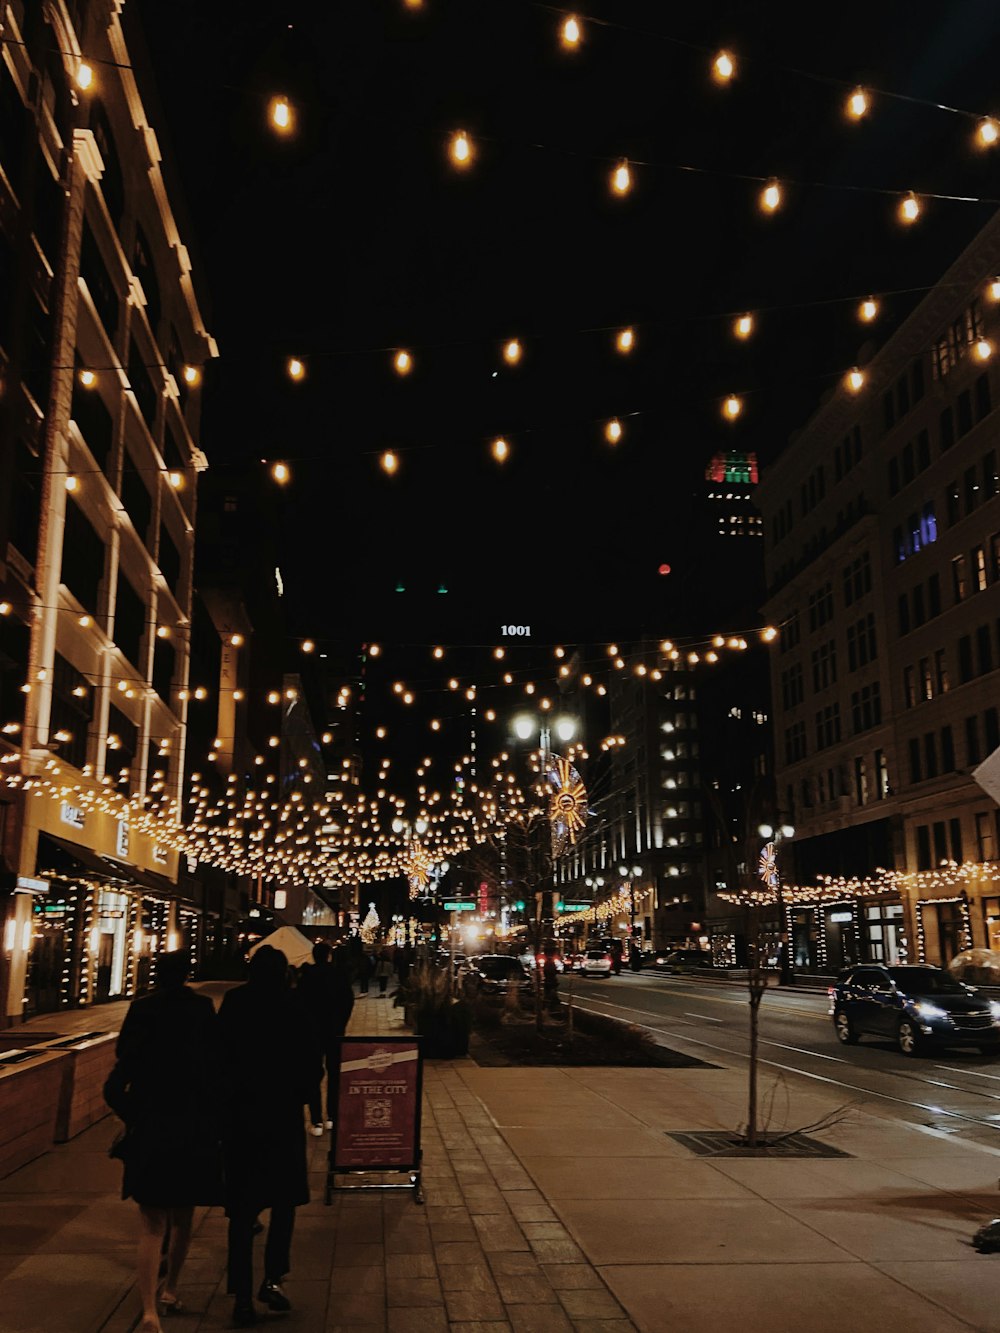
[104,949,221,1333]
[299,941,355,1134]
[219,945,321,1327]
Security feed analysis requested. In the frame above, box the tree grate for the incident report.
[668,1130,851,1159]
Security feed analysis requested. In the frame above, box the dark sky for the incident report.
[135,0,1000,650]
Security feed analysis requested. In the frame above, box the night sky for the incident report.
[135,0,1000,653]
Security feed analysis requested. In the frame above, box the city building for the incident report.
[757,212,1000,972]
[0,2,215,1021]
[704,449,763,540]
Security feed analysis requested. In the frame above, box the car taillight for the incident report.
[827,987,836,999]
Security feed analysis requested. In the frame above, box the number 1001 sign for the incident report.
[501,624,531,637]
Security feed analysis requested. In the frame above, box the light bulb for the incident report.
[168,471,183,489]
[270,96,292,133]
[449,130,473,168]
[989,278,1000,302]
[859,298,879,323]
[760,179,782,212]
[287,357,305,380]
[502,338,522,365]
[271,461,290,484]
[615,326,635,354]
[713,50,735,82]
[78,368,97,388]
[381,450,399,475]
[845,367,865,393]
[899,191,921,223]
[393,349,412,375]
[610,160,632,196]
[977,117,1000,147]
[77,63,94,91]
[974,338,993,361]
[491,437,509,463]
[65,474,79,492]
[605,417,622,444]
[734,313,753,339]
[156,626,170,639]
[183,365,201,386]
[561,15,581,48]
[369,643,381,656]
[722,394,742,420]
[846,87,869,119]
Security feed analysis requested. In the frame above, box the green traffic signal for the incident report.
[515,900,525,911]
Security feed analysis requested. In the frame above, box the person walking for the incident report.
[299,941,355,1135]
[103,949,221,1333]
[358,947,373,997]
[375,947,394,997]
[219,945,321,1327]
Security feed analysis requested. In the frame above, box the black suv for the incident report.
[829,964,1000,1056]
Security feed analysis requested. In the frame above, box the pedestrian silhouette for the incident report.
[218,945,321,1326]
[299,942,355,1133]
[103,948,221,1333]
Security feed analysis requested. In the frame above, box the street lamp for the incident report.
[618,864,644,968]
[511,711,578,936]
[758,822,795,983]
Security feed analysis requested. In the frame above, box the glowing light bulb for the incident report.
[393,349,412,375]
[722,394,743,421]
[605,417,622,444]
[78,368,97,388]
[845,367,866,393]
[760,179,782,212]
[156,626,170,639]
[368,643,381,657]
[899,191,921,223]
[503,338,522,365]
[713,50,735,82]
[561,15,581,48]
[65,474,79,492]
[183,365,201,386]
[77,63,94,91]
[450,130,473,168]
[859,297,879,323]
[433,647,444,659]
[270,96,292,133]
[615,326,635,354]
[846,87,869,119]
[78,615,92,628]
[761,626,778,642]
[974,338,994,361]
[491,436,509,463]
[381,450,399,475]
[287,357,305,380]
[989,278,1000,302]
[610,160,632,196]
[977,117,999,147]
[271,461,290,485]
[734,313,753,339]
[168,471,183,489]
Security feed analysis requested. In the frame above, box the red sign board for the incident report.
[331,1037,423,1171]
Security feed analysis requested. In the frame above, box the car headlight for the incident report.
[915,1002,949,1022]
[989,1001,1000,1021]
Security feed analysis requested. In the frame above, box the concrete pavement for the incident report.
[5,987,1000,1330]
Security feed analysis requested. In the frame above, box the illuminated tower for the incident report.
[704,450,762,539]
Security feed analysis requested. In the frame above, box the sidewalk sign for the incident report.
[325,1035,423,1205]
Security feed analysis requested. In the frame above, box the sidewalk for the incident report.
[5,988,1000,1331]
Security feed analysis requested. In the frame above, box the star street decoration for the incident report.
[546,754,588,858]
[758,841,779,891]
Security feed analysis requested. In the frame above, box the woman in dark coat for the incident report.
[104,949,221,1333]
[219,945,321,1327]
[300,942,355,1133]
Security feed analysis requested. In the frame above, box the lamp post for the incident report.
[617,865,644,968]
[758,822,795,984]
[512,711,578,942]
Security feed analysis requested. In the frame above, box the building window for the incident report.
[934,649,949,694]
[811,641,837,691]
[875,749,890,798]
[985,707,1000,752]
[919,657,933,702]
[814,704,841,751]
[928,573,942,617]
[781,663,804,709]
[903,665,916,708]
[898,594,911,635]
[854,756,869,805]
[917,825,932,870]
[953,555,969,602]
[941,725,956,772]
[851,683,881,735]
[933,821,948,864]
[847,614,877,670]
[965,466,979,514]
[924,732,938,780]
[977,812,999,862]
[985,450,999,500]
[784,722,807,765]
[908,737,922,784]
[973,545,988,592]
[950,818,964,863]
[807,583,834,631]
[966,715,981,767]
[976,624,994,675]
[940,406,955,449]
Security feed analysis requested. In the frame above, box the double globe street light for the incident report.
[511,711,578,935]
[758,821,795,984]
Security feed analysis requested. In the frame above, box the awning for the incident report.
[37,834,177,901]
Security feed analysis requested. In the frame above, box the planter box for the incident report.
[0,1049,67,1179]
[49,1032,117,1142]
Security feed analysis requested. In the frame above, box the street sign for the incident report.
[443,901,475,911]
[562,904,589,912]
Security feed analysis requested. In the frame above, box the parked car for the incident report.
[652,950,714,973]
[829,964,1000,1056]
[565,953,586,973]
[461,955,533,998]
[581,949,613,978]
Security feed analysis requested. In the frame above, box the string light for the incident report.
[722,394,742,421]
[615,326,635,354]
[183,365,201,386]
[368,643,382,657]
[301,640,315,654]
[759,178,782,213]
[381,450,399,475]
[271,461,291,484]
[449,130,473,168]
[610,159,632,196]
[270,96,293,133]
[78,368,97,388]
[858,297,879,322]
[560,15,582,49]
[605,417,623,444]
[712,50,735,83]
[502,338,522,365]
[393,349,413,375]
[845,366,866,392]
[977,116,1000,147]
[287,357,305,381]
[491,436,510,462]
[65,475,79,492]
[899,191,921,223]
[989,278,1000,301]
[846,87,869,119]
[733,313,753,339]
[76,63,94,91]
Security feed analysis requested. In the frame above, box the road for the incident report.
[566,969,1000,1153]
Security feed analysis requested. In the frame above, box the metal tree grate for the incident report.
[668,1130,851,1159]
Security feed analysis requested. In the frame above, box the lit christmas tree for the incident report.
[360,902,380,944]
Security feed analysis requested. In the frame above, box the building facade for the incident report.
[0,1,215,1021]
[757,213,1000,972]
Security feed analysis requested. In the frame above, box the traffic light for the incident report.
[514,900,525,911]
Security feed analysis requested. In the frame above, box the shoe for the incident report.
[257,1280,292,1312]
[324,1120,333,1130]
[232,1299,257,1327]
[310,1124,323,1137]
